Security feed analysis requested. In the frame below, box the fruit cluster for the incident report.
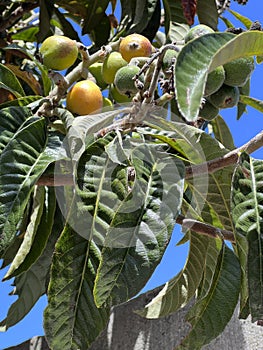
[39,27,255,119]
[39,33,153,116]
[184,25,255,121]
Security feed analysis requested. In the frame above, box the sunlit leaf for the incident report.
[0,203,63,331]
[176,31,263,121]
[177,245,241,350]
[231,153,263,321]
[210,115,235,150]
[139,233,213,318]
[44,224,110,350]
[94,143,185,307]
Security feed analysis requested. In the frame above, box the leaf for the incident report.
[210,115,235,150]
[3,186,45,280]
[0,95,42,109]
[196,0,218,30]
[144,115,235,231]
[0,64,25,97]
[44,224,110,350]
[0,117,54,257]
[0,106,32,153]
[37,0,54,42]
[5,64,43,96]
[177,245,241,350]
[139,233,213,318]
[0,203,63,331]
[231,153,263,321]
[89,12,111,47]
[5,45,52,96]
[81,1,110,34]
[67,109,128,162]
[3,186,57,280]
[140,0,161,42]
[163,0,189,42]
[94,143,185,307]
[181,0,197,26]
[120,0,159,35]
[237,79,250,120]
[240,94,263,113]
[228,9,253,29]
[176,31,263,121]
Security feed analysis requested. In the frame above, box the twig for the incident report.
[176,214,235,242]
[185,129,263,179]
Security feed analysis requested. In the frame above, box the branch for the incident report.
[185,129,263,179]
[176,214,235,242]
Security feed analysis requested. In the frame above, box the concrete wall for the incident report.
[5,287,263,350]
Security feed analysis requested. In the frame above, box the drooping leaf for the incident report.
[0,64,25,98]
[140,0,161,42]
[120,0,159,35]
[139,233,214,318]
[5,45,52,96]
[81,1,110,34]
[237,79,250,120]
[0,123,64,258]
[239,94,263,113]
[89,12,111,48]
[228,9,253,29]
[0,203,63,331]
[231,153,263,321]
[5,64,42,96]
[3,186,57,280]
[196,0,218,30]
[163,0,189,43]
[144,115,235,231]
[44,224,110,350]
[3,186,46,280]
[210,115,235,150]
[176,31,263,121]
[94,143,185,307]
[181,0,197,26]
[37,0,54,42]
[177,245,241,350]
[0,106,32,153]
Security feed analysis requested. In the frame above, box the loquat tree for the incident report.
[0,0,263,349]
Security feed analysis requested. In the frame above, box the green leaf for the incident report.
[0,117,54,257]
[105,132,130,165]
[175,32,234,121]
[240,94,263,113]
[37,0,54,42]
[82,1,110,34]
[237,79,250,120]
[0,64,25,97]
[5,45,52,96]
[67,109,128,162]
[177,245,241,350]
[120,0,159,35]
[176,31,263,121]
[0,95,43,109]
[197,0,218,30]
[163,0,189,42]
[139,233,213,318]
[44,224,110,350]
[3,186,57,280]
[0,204,63,331]
[231,153,263,321]
[3,187,45,280]
[144,115,235,231]
[210,115,235,150]
[0,106,32,153]
[94,144,185,307]
[228,9,253,29]
[89,12,111,48]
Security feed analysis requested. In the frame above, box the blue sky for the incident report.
[1,1,263,348]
